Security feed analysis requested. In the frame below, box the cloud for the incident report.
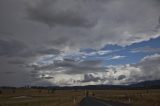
[109,55,126,60]
[0,0,160,52]
[97,50,112,55]
[26,0,97,28]
[7,60,25,65]
[26,52,108,85]
[84,50,113,56]
[25,47,160,86]
[155,16,160,31]
[0,31,15,36]
[0,0,160,86]
[29,55,105,74]
[79,53,160,85]
[36,48,61,55]
[39,74,54,79]
[0,37,61,58]
[106,54,160,84]
[82,73,105,83]
[24,0,160,50]
[137,54,160,80]
[0,38,27,57]
[131,46,160,53]
[28,54,160,86]
[118,75,126,80]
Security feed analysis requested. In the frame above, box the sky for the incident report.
[0,0,160,87]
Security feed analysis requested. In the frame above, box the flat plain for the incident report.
[0,88,160,106]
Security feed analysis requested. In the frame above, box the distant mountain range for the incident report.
[1,80,160,90]
[64,80,160,90]
[45,80,160,90]
[129,79,160,88]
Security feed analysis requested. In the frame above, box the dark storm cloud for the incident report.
[1,0,160,51]
[50,37,69,47]
[0,38,61,58]
[118,75,126,80]
[54,59,77,68]
[8,60,25,65]
[24,0,160,50]
[0,0,160,86]
[82,73,104,82]
[29,58,105,74]
[155,16,160,31]
[54,60,103,70]
[60,60,103,72]
[26,0,97,28]
[37,48,61,55]
[65,61,105,74]
[0,38,27,57]
[20,48,61,58]
[78,60,102,67]
[0,31,14,36]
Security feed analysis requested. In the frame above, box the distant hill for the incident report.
[129,79,160,89]
[41,80,160,90]
[56,80,160,90]
[1,80,160,90]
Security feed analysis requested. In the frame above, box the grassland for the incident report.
[92,89,160,106]
[0,88,84,106]
[0,88,160,106]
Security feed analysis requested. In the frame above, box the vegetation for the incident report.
[93,89,160,106]
[0,88,84,106]
[0,88,160,106]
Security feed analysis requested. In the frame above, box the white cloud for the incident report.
[27,49,160,86]
[140,53,160,62]
[105,54,160,84]
[131,46,160,53]
[97,50,112,55]
[109,55,126,60]
[33,54,160,86]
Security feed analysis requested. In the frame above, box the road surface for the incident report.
[79,97,130,106]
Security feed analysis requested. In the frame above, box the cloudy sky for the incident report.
[0,0,160,87]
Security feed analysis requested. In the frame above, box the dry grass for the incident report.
[0,89,160,106]
[92,89,160,106]
[0,89,84,106]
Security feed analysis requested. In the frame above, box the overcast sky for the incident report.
[0,0,160,87]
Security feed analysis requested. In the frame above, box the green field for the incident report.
[0,88,160,106]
